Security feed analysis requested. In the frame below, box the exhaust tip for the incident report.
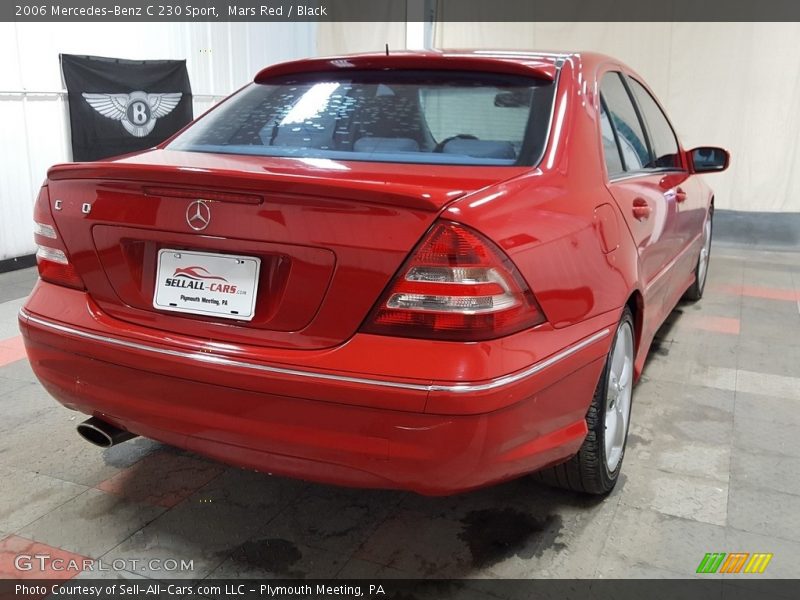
[77,421,114,447]
[77,417,135,448]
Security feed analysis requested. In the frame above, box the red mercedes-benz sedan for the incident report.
[19,51,729,495]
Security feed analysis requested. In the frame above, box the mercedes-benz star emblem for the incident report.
[186,200,211,231]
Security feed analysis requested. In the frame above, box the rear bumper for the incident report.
[19,281,614,494]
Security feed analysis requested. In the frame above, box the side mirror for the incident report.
[690,146,730,173]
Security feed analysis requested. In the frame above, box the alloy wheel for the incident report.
[697,216,712,291]
[604,320,634,472]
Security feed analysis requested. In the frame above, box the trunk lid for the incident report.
[47,149,525,349]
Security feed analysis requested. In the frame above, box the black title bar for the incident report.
[2,578,797,600]
[6,0,800,22]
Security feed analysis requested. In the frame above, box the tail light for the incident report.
[33,186,85,290]
[361,221,545,341]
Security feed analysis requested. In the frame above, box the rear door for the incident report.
[599,71,684,320]
[625,76,704,279]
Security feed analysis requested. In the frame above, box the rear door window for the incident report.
[599,72,650,172]
[599,101,625,176]
[627,78,682,169]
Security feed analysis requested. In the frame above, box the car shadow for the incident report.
[100,440,613,580]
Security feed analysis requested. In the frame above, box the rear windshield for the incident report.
[167,71,556,166]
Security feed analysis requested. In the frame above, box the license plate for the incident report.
[153,249,261,321]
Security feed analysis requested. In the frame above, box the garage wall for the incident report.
[0,22,317,261]
[435,22,800,213]
[317,22,407,55]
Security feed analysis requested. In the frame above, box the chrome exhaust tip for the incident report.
[77,417,136,448]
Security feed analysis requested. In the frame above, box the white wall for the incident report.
[7,21,791,260]
[435,22,800,213]
[317,22,407,55]
[0,22,317,261]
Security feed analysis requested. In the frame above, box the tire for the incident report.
[683,206,713,302]
[533,307,635,495]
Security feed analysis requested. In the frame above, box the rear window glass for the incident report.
[167,71,556,166]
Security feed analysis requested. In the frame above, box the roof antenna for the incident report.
[385,43,390,56]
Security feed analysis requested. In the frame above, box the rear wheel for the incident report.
[684,207,713,301]
[534,307,635,495]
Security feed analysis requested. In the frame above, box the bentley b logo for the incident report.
[82,91,182,137]
[186,200,211,231]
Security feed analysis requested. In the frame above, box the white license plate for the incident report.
[153,249,261,321]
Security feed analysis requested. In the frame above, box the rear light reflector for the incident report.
[33,186,85,291]
[35,244,69,264]
[33,222,57,239]
[361,221,546,341]
[36,256,84,289]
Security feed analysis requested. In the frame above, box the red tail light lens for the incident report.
[361,221,546,341]
[33,186,85,290]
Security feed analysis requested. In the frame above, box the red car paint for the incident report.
[20,51,722,494]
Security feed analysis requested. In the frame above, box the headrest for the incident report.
[442,139,516,159]
[354,137,420,153]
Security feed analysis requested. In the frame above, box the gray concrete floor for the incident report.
[0,246,799,581]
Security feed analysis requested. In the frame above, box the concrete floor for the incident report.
[0,246,799,582]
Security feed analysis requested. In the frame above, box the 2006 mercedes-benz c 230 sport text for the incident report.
[19,51,729,495]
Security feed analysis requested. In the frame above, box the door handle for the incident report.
[674,187,687,203]
[632,198,651,221]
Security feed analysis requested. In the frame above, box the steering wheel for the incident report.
[434,134,478,153]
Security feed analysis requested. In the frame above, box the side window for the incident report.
[599,72,649,172]
[599,101,625,176]
[628,78,681,169]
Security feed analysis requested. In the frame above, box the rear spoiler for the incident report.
[254,52,558,83]
[47,160,466,212]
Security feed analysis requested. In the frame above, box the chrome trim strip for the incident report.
[608,168,688,184]
[607,172,651,184]
[19,309,610,395]
[432,328,610,393]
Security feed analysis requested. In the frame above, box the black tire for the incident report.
[533,307,635,495]
[684,207,713,302]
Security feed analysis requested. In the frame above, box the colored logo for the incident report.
[696,552,773,574]
[82,91,182,137]
[172,266,228,282]
[185,200,211,231]
[165,266,236,293]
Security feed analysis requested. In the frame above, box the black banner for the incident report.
[61,54,193,161]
